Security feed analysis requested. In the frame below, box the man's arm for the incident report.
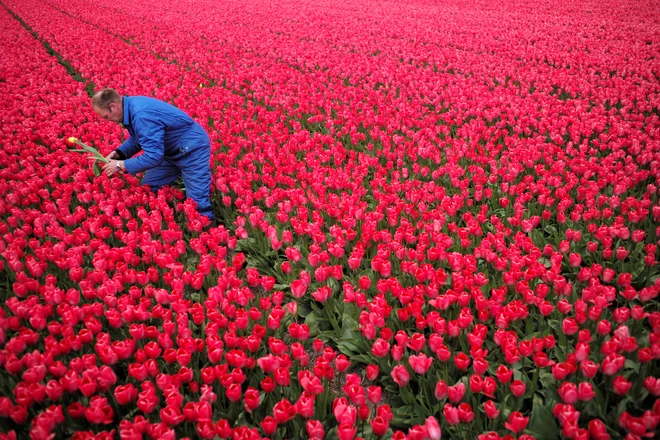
[123,113,166,175]
[115,136,141,160]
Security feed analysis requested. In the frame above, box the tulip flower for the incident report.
[390,365,411,387]
[2,1,659,437]
[505,411,529,433]
[409,353,433,374]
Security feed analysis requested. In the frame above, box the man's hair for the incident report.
[92,88,121,109]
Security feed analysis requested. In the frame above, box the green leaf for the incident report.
[617,396,630,417]
[236,411,249,425]
[304,311,319,329]
[544,224,558,236]
[392,404,415,422]
[72,141,109,162]
[341,305,359,340]
[297,302,312,318]
[632,264,646,280]
[323,427,339,440]
[349,354,375,364]
[92,161,101,176]
[624,359,640,374]
[399,386,415,404]
[531,229,544,244]
[337,340,365,357]
[528,395,559,439]
[547,319,567,356]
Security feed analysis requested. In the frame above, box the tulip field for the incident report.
[1,0,660,438]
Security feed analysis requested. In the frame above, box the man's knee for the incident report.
[198,205,215,221]
[144,160,180,180]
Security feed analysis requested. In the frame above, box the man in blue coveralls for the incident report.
[91,88,215,224]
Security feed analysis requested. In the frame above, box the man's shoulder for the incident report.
[128,96,163,108]
[129,96,181,115]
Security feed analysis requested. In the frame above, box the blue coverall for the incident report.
[114,96,214,221]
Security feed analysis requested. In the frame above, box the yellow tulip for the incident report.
[68,137,78,143]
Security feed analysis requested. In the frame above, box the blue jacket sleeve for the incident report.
[116,136,141,159]
[123,113,166,175]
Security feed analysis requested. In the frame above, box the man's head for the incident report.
[92,88,123,123]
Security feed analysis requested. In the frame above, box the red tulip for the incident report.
[390,365,410,387]
[588,419,610,440]
[577,382,596,401]
[274,367,290,386]
[569,253,582,267]
[336,354,351,372]
[443,404,460,426]
[421,417,440,440]
[297,371,322,395]
[296,392,316,418]
[465,351,486,371]
[447,383,466,403]
[196,421,216,439]
[85,397,114,425]
[613,376,632,395]
[337,423,357,440]
[260,416,277,436]
[160,406,184,427]
[495,365,513,384]
[367,385,382,404]
[306,420,325,439]
[643,377,660,396]
[290,280,307,298]
[468,375,484,394]
[333,398,357,425]
[484,400,500,419]
[273,398,296,424]
[409,353,433,374]
[366,364,379,381]
[454,352,471,370]
[558,382,578,403]
[505,411,529,433]
[344,384,366,406]
[562,318,579,335]
[225,383,242,402]
[371,416,389,436]
[114,384,138,405]
[552,362,574,380]
[243,387,260,412]
[510,379,526,397]
[602,354,625,375]
[482,377,497,397]
[215,420,233,438]
[435,380,448,400]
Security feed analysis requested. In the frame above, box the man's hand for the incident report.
[105,150,119,161]
[103,159,123,177]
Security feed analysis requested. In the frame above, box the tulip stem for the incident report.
[604,386,611,416]
[531,364,539,398]
[459,423,468,440]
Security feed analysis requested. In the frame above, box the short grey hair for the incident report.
[92,88,121,110]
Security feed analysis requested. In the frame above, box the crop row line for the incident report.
[0,1,97,97]
[35,0,486,114]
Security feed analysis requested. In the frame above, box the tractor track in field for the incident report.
[12,0,340,143]
[10,0,542,165]
[30,0,488,122]
[0,0,97,97]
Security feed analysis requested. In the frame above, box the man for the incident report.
[91,88,215,223]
